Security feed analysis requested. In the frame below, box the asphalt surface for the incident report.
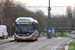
[71,34,75,42]
[72,39,75,42]
[0,37,72,50]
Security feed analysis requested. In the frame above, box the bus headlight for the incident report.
[29,34,34,37]
[14,33,19,37]
[32,34,34,37]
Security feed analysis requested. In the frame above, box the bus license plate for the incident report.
[22,38,26,39]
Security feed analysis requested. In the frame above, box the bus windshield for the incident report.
[15,24,34,33]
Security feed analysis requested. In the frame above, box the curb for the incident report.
[64,39,73,50]
[0,40,15,45]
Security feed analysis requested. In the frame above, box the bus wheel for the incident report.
[35,39,38,41]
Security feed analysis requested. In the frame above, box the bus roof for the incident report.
[15,17,38,23]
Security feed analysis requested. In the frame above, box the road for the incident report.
[0,37,72,50]
[71,35,75,37]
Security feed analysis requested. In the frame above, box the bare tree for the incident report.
[2,0,14,36]
[72,6,75,30]
[66,6,73,31]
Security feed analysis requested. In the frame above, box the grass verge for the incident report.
[0,41,4,42]
[68,42,75,50]
[8,36,13,38]
[72,37,75,39]
[42,33,67,37]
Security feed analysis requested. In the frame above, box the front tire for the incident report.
[17,40,20,42]
[35,39,38,41]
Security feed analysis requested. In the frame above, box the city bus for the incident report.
[13,17,39,42]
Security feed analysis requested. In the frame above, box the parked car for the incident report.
[0,25,8,39]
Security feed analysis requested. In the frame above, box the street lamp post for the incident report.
[47,0,51,38]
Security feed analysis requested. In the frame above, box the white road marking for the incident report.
[34,39,57,50]
[54,37,62,39]
[0,37,66,50]
[6,43,25,50]
[67,39,73,44]
[69,39,73,42]
[51,38,69,50]
[65,45,68,50]
[65,39,73,50]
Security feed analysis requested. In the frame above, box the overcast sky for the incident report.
[14,0,75,15]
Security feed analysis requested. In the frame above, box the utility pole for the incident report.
[47,0,51,38]
[11,12,13,36]
[11,0,13,36]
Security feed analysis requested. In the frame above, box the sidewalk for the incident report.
[65,39,73,50]
[0,37,14,44]
[72,39,75,42]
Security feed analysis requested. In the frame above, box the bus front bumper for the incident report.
[14,36,35,40]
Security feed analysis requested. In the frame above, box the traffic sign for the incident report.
[34,29,38,33]
[48,29,51,33]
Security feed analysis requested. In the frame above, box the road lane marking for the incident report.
[54,37,63,39]
[0,37,65,50]
[6,43,25,50]
[34,39,57,50]
[51,38,69,50]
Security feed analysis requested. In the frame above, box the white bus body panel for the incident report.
[15,17,38,23]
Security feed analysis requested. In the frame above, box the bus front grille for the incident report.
[19,34,30,37]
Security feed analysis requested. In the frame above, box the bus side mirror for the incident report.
[13,23,15,27]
